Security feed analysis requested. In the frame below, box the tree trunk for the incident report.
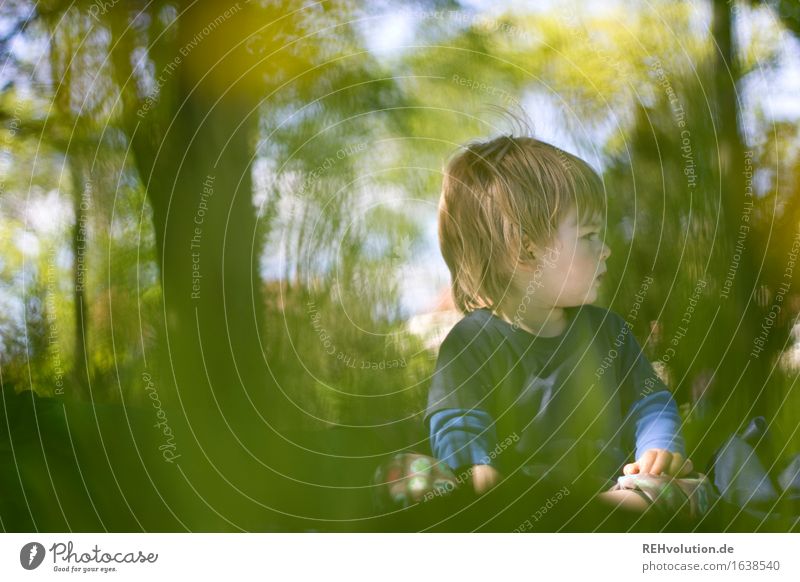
[47,11,91,402]
[69,153,90,401]
[707,0,773,451]
[111,2,281,530]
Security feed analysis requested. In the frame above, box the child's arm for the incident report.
[611,310,693,477]
[429,408,503,494]
[426,318,506,494]
[625,390,693,476]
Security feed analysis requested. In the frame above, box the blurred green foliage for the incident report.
[1,0,799,531]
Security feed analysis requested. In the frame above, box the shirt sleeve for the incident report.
[612,312,686,458]
[428,408,498,471]
[424,318,500,469]
[628,391,686,459]
[424,318,497,422]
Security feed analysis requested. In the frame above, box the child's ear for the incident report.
[520,233,538,260]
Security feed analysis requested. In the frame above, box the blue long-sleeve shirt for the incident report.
[425,305,686,484]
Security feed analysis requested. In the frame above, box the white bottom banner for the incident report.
[1,533,797,580]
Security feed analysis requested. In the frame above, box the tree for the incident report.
[15,0,436,530]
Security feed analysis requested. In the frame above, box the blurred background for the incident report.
[1,0,799,531]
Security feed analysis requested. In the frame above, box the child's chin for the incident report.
[557,288,599,307]
[560,297,594,308]
[579,289,599,304]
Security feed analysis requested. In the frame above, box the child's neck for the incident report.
[493,299,567,338]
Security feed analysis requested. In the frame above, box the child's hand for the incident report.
[471,464,502,494]
[623,449,693,477]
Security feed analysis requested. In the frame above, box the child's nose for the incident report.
[600,243,611,260]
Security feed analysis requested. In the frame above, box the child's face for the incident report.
[518,205,611,307]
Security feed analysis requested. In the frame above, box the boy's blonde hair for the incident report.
[438,135,606,313]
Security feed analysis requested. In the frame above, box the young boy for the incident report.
[426,134,693,513]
